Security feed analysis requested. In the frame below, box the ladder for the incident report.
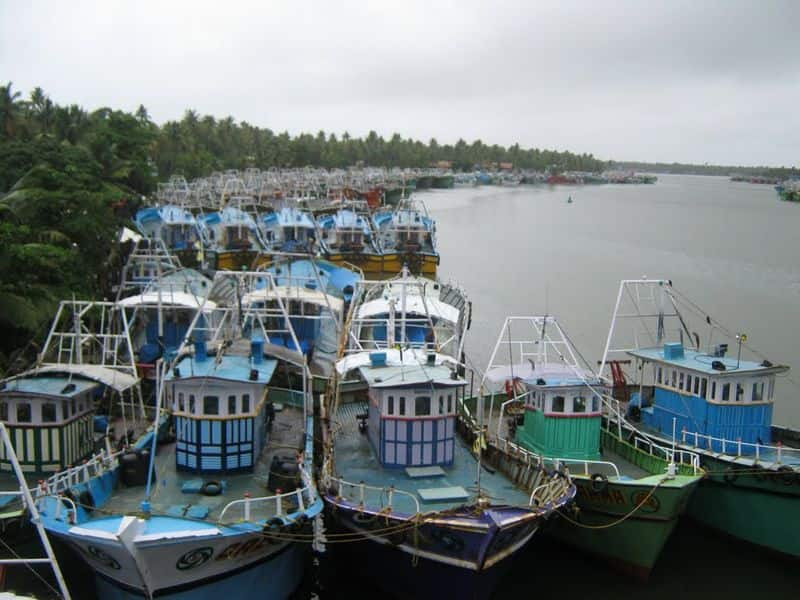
[0,423,71,599]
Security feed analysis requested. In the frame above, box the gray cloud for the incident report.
[1,0,798,166]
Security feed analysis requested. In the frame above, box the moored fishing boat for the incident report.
[197,204,269,272]
[317,205,383,276]
[36,271,323,599]
[134,204,202,268]
[372,199,440,277]
[320,273,574,599]
[599,278,800,559]
[258,205,319,255]
[481,316,702,579]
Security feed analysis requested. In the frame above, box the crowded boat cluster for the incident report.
[0,171,797,600]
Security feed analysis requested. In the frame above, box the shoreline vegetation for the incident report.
[0,82,796,374]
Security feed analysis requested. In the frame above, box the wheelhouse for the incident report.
[166,339,278,473]
[628,342,787,451]
[0,376,98,473]
[359,351,465,468]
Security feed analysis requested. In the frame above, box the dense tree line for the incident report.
[613,161,798,179]
[0,82,607,372]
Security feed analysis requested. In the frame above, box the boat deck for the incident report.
[332,401,531,515]
[93,405,307,524]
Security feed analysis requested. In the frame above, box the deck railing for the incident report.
[327,476,421,515]
[496,435,622,479]
[217,466,317,524]
[680,429,800,465]
[35,447,123,498]
[634,435,701,473]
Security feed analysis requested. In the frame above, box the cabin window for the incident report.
[735,384,745,402]
[768,377,775,400]
[700,378,707,399]
[228,395,237,415]
[710,381,716,400]
[529,390,537,406]
[678,372,684,390]
[721,383,730,402]
[670,371,677,388]
[387,395,394,415]
[71,399,76,416]
[693,377,700,395]
[447,394,452,412]
[592,397,599,412]
[189,395,196,414]
[752,382,764,402]
[178,392,185,412]
[573,396,587,413]
[399,397,406,416]
[552,396,565,413]
[17,403,31,423]
[415,396,431,416]
[685,375,692,392]
[0,402,7,421]
[438,396,444,415]
[42,403,57,423]
[204,396,219,415]
[242,394,250,413]
[656,367,662,384]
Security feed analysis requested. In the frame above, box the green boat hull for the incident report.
[687,455,800,557]
[547,474,696,579]
[416,175,433,189]
[432,175,455,189]
[778,190,800,202]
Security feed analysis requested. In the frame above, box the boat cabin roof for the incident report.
[628,346,788,376]
[0,376,98,398]
[11,365,139,393]
[486,362,598,389]
[117,291,217,310]
[167,353,278,384]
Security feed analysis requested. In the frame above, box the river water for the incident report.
[423,175,800,428]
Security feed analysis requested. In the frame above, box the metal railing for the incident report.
[327,477,421,515]
[529,476,572,508]
[36,447,122,498]
[634,435,701,472]
[680,429,800,465]
[217,466,317,524]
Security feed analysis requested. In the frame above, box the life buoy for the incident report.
[79,490,96,513]
[590,473,609,493]
[200,481,223,496]
[263,517,285,544]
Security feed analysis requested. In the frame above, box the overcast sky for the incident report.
[1,1,798,166]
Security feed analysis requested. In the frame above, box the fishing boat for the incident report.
[116,238,215,380]
[243,257,361,392]
[0,299,144,554]
[317,206,383,276]
[320,273,575,599]
[481,316,702,579]
[197,204,268,272]
[35,271,323,599]
[372,200,440,277]
[777,179,800,202]
[134,204,202,268]
[431,172,455,189]
[258,205,319,254]
[599,278,800,559]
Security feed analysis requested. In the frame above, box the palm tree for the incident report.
[0,81,22,139]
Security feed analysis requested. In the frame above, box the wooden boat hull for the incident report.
[324,252,438,277]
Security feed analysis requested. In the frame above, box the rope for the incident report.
[556,476,667,530]
[0,533,64,599]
